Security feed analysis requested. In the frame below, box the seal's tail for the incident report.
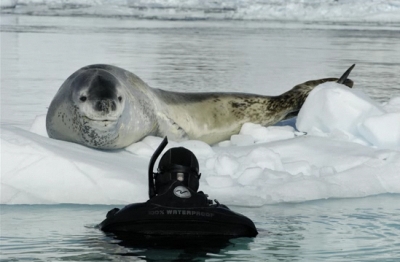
[294,64,355,90]
[278,64,356,120]
[337,64,355,87]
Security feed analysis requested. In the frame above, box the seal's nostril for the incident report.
[96,101,107,112]
[95,100,117,112]
[118,96,122,102]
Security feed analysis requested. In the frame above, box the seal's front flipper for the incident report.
[337,64,355,87]
[155,112,189,141]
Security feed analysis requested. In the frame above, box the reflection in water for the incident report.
[255,216,304,261]
[1,195,400,261]
[111,236,253,261]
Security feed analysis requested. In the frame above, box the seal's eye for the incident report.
[118,96,122,102]
[80,96,87,102]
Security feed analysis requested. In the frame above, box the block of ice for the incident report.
[245,147,284,171]
[230,134,255,146]
[29,114,48,137]
[296,83,396,148]
[205,176,234,188]
[239,123,295,143]
[283,161,312,176]
[2,86,400,206]
[213,154,239,176]
[297,83,385,137]
[383,96,400,113]
[237,167,263,186]
[358,112,400,150]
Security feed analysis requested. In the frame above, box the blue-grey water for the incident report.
[1,15,400,130]
[1,195,400,261]
[1,13,400,261]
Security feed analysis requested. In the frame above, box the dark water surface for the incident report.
[1,195,399,261]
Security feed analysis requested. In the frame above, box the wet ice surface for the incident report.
[2,82,400,206]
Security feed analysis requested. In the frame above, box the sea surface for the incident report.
[1,195,400,261]
[1,15,400,130]
[1,13,400,261]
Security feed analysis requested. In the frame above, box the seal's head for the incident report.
[46,68,129,149]
[69,69,127,148]
[47,65,159,149]
[72,69,125,125]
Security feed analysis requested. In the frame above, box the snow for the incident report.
[1,0,400,23]
[297,82,400,150]
[1,83,399,206]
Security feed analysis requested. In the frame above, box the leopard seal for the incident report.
[46,64,355,149]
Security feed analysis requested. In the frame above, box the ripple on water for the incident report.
[1,196,400,261]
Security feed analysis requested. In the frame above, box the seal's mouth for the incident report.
[82,116,120,127]
[83,115,119,122]
[80,118,121,149]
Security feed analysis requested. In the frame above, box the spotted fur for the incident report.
[46,64,354,148]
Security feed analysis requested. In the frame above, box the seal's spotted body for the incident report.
[46,64,354,149]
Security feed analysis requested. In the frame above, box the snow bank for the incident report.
[1,125,149,205]
[1,84,399,205]
[1,0,400,23]
[297,82,400,150]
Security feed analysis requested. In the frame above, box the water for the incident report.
[2,0,400,24]
[1,15,400,130]
[1,195,399,261]
[1,13,400,261]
